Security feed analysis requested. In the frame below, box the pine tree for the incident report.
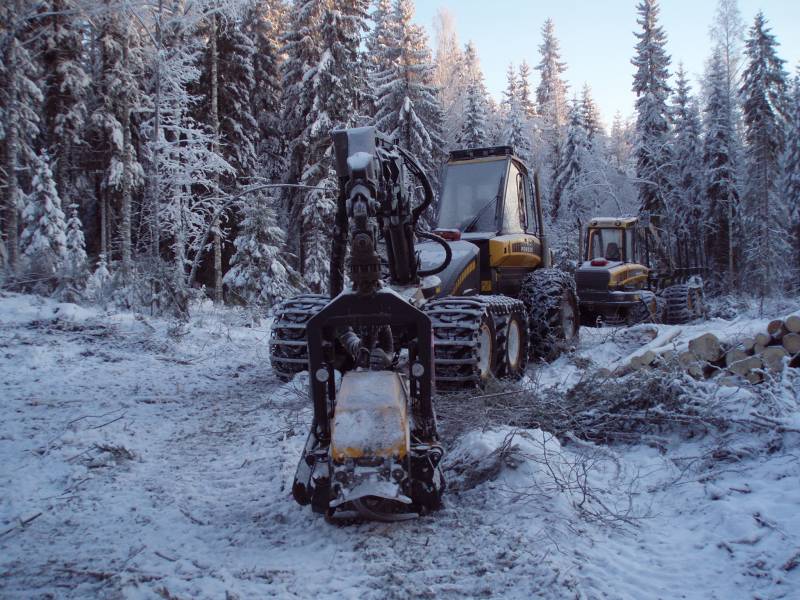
[703,50,740,288]
[783,71,800,279]
[739,11,790,294]
[670,64,704,243]
[20,152,67,280]
[224,193,303,306]
[198,9,259,182]
[631,0,672,224]
[143,2,232,295]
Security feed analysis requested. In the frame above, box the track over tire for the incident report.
[269,294,330,381]
[663,282,706,325]
[423,295,528,390]
[519,268,580,361]
[423,297,495,390]
[627,290,657,325]
[481,295,529,380]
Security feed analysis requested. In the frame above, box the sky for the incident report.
[411,0,800,128]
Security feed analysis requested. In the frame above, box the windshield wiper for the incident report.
[462,194,499,233]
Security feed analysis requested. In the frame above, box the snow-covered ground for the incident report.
[1,291,799,599]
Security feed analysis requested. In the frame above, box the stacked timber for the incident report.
[610,310,800,383]
[676,311,800,385]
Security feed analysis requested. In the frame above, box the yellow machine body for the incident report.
[331,371,410,462]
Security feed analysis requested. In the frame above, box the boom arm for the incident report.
[329,127,450,297]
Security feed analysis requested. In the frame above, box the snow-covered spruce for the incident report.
[20,152,67,283]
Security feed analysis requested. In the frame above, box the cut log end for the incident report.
[688,333,723,363]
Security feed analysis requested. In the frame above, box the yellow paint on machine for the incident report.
[452,259,477,294]
[480,280,492,292]
[489,234,542,268]
[607,263,649,288]
[331,372,410,461]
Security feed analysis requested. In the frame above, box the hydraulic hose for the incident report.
[395,145,435,227]
[416,230,452,277]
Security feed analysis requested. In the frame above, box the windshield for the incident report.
[588,228,625,261]
[436,160,506,232]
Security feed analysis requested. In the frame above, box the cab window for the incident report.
[502,164,524,233]
[588,228,625,261]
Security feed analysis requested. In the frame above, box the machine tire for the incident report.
[480,295,528,380]
[627,291,657,325]
[423,297,497,390]
[663,283,705,325]
[269,294,330,381]
[519,268,580,361]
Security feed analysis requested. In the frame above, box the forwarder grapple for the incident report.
[270,127,578,520]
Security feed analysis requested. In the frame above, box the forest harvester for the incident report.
[269,126,579,521]
[575,215,708,326]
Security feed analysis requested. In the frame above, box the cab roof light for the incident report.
[449,146,514,161]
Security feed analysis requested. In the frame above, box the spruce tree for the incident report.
[670,64,704,243]
[458,43,488,148]
[580,84,602,145]
[535,18,569,219]
[244,0,284,179]
[224,193,303,306]
[535,19,568,138]
[299,0,369,290]
[783,71,800,280]
[280,0,324,266]
[374,0,443,176]
[20,152,67,280]
[1,0,44,269]
[431,8,465,151]
[89,2,145,270]
[501,64,528,159]
[703,51,740,288]
[553,98,588,227]
[40,0,89,206]
[631,0,672,223]
[518,60,537,119]
[64,203,89,291]
[739,11,791,294]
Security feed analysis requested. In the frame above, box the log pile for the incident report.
[615,311,800,384]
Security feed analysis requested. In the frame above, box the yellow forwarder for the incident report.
[575,216,707,326]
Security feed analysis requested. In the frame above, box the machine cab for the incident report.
[428,146,546,296]
[435,147,540,240]
[584,217,640,266]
